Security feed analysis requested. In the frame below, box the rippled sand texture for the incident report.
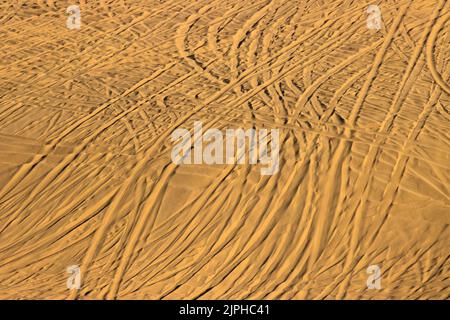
[0,0,449,299]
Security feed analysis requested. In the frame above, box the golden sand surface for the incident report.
[0,0,448,299]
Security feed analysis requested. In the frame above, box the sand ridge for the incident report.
[0,0,448,299]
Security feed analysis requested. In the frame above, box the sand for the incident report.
[0,0,448,299]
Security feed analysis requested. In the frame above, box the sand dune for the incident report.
[0,0,448,299]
